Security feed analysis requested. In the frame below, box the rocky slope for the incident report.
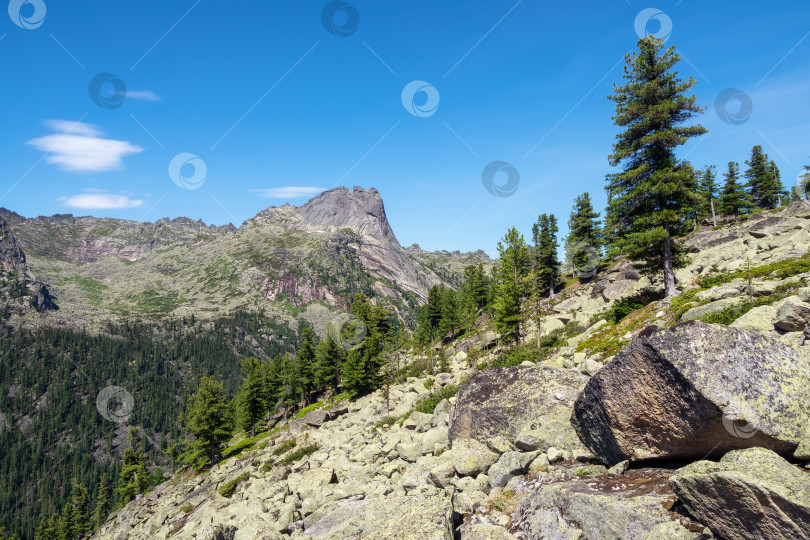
[89,201,810,540]
[0,187,491,333]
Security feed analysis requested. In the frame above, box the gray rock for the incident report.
[774,299,810,331]
[451,439,499,476]
[680,296,746,321]
[304,409,327,427]
[396,442,422,463]
[512,468,703,540]
[669,447,810,540]
[486,435,516,455]
[572,322,810,466]
[488,451,534,488]
[730,304,777,333]
[449,365,588,452]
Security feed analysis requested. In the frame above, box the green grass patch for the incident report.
[220,431,271,464]
[697,291,793,325]
[218,472,250,498]
[278,444,319,466]
[487,321,584,369]
[293,392,352,419]
[71,274,108,305]
[272,439,297,456]
[697,252,810,289]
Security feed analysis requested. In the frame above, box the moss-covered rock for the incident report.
[571,322,810,465]
[669,447,810,540]
[511,467,705,539]
[449,365,588,452]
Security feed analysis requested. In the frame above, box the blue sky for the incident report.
[1,1,809,257]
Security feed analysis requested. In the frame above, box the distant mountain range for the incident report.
[0,186,492,334]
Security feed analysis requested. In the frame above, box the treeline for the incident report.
[415,37,810,352]
[171,292,399,473]
[0,311,296,540]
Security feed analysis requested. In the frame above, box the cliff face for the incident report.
[0,217,52,312]
[0,187,491,330]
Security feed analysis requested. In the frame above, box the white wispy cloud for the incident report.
[27,120,143,173]
[125,90,161,102]
[60,189,144,209]
[249,186,325,198]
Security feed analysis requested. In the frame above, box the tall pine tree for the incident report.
[605,36,707,297]
[182,377,232,470]
[493,227,530,345]
[235,357,267,436]
[719,161,752,221]
[116,428,149,504]
[745,145,783,209]
[564,193,601,277]
[93,473,111,529]
[698,166,719,226]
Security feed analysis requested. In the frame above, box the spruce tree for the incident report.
[236,357,267,436]
[745,145,783,209]
[69,480,90,538]
[719,162,752,221]
[296,328,317,404]
[493,227,530,345]
[93,473,111,529]
[314,335,345,393]
[182,377,232,470]
[798,159,810,200]
[57,503,75,540]
[564,193,601,275]
[116,428,149,503]
[698,166,719,226]
[34,515,58,540]
[605,36,707,297]
[439,290,461,337]
[533,214,560,297]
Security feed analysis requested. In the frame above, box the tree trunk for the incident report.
[663,234,679,298]
[548,278,556,299]
[710,198,717,227]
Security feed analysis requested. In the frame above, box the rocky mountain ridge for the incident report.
[0,187,491,333]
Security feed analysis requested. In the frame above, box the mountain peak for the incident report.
[297,186,394,240]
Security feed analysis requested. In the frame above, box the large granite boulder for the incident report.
[449,365,588,452]
[511,467,706,539]
[571,322,810,466]
[669,447,810,540]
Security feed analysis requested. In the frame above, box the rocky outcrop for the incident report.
[449,365,588,452]
[669,447,810,540]
[0,217,53,312]
[512,466,706,539]
[571,322,810,465]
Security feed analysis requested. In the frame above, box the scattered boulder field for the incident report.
[92,322,810,540]
[91,203,810,540]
